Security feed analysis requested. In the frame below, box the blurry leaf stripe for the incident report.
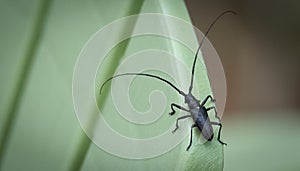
[68,1,145,171]
[0,0,53,165]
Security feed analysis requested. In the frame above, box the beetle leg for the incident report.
[186,124,197,151]
[169,103,189,116]
[201,95,216,106]
[206,106,220,121]
[172,115,191,133]
[211,122,227,145]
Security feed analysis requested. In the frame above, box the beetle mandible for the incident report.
[100,11,236,151]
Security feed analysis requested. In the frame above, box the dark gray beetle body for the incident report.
[185,93,214,141]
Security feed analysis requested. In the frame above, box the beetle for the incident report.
[100,11,235,151]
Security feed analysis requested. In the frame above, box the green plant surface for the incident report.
[0,0,223,170]
[0,0,43,153]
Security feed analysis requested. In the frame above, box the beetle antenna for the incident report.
[188,10,236,94]
[100,73,186,96]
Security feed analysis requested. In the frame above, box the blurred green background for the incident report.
[186,0,300,170]
[1,0,300,170]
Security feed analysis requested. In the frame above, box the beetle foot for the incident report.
[172,127,178,133]
[169,111,175,116]
[218,140,227,145]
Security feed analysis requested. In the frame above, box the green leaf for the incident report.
[0,0,223,170]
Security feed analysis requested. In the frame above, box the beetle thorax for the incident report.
[185,94,199,109]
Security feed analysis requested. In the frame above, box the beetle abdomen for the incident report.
[195,110,214,141]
